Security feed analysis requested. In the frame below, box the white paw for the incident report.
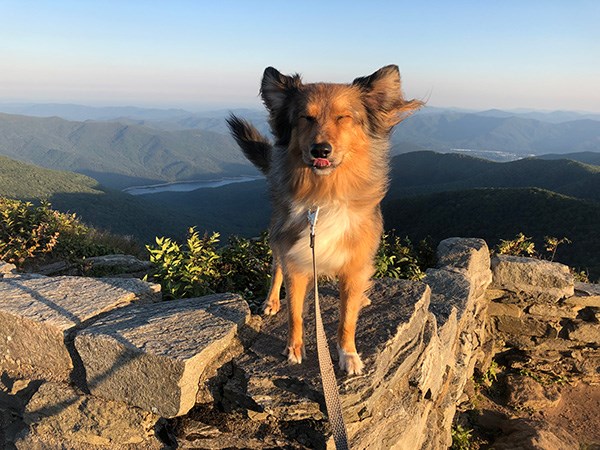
[283,345,305,364]
[337,346,364,375]
[262,299,280,316]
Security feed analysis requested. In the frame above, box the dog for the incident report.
[227,65,422,374]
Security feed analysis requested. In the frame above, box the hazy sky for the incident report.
[1,0,599,112]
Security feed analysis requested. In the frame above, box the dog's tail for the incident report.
[226,114,271,175]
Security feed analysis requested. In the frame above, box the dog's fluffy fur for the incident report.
[227,65,422,374]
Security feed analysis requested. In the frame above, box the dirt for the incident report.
[457,370,600,449]
[542,383,600,445]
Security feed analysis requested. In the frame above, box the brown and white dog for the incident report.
[227,65,422,374]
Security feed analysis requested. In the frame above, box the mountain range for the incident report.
[0,104,599,191]
[0,112,257,189]
[1,103,599,279]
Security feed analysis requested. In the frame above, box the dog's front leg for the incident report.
[337,269,372,375]
[283,268,310,364]
[262,257,283,315]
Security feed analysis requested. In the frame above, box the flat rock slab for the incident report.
[75,293,250,418]
[491,255,574,300]
[15,382,163,450]
[0,276,161,381]
[227,278,435,449]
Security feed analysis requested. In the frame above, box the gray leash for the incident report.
[308,208,350,450]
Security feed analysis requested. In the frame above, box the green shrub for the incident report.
[0,197,141,268]
[216,232,272,305]
[146,228,434,306]
[495,232,572,261]
[374,232,431,281]
[146,228,222,300]
[0,198,59,265]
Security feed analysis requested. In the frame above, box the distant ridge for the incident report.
[388,151,600,201]
[0,112,256,189]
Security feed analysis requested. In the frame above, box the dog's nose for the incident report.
[310,143,332,159]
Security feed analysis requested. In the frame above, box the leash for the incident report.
[307,208,350,450]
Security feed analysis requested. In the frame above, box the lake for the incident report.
[123,176,262,195]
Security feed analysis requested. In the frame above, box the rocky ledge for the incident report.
[2,239,597,449]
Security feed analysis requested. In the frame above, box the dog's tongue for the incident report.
[313,158,331,168]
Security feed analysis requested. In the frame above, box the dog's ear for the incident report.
[260,67,302,145]
[261,67,302,114]
[353,65,423,130]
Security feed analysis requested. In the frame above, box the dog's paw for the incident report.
[283,344,305,364]
[337,346,364,375]
[262,298,281,316]
[361,295,372,307]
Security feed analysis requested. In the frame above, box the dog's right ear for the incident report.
[260,67,302,146]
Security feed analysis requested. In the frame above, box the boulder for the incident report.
[225,279,436,449]
[491,255,574,299]
[75,293,250,418]
[14,382,163,450]
[216,238,493,450]
[0,276,160,381]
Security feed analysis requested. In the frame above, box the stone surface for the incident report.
[491,418,579,450]
[14,382,163,450]
[0,261,17,276]
[436,237,492,297]
[0,276,160,381]
[226,279,436,449]
[75,293,250,418]
[215,238,492,450]
[491,255,574,299]
[84,254,153,277]
[505,374,561,410]
[566,320,600,344]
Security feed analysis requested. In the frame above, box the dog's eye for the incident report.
[300,115,316,123]
[336,115,352,123]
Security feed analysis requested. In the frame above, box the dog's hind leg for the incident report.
[282,268,310,364]
[262,258,283,315]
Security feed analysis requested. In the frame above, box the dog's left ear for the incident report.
[353,65,423,129]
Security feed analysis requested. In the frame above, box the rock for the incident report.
[565,282,600,308]
[220,238,492,450]
[14,382,163,449]
[0,276,160,381]
[83,254,154,278]
[75,293,250,418]
[492,418,578,450]
[436,237,492,297]
[566,320,600,344]
[528,303,579,319]
[226,279,436,449]
[0,261,17,276]
[491,255,574,300]
[505,374,561,410]
[494,315,550,337]
[487,300,524,318]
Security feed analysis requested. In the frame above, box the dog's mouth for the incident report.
[312,158,332,169]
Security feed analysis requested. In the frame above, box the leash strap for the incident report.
[308,208,350,450]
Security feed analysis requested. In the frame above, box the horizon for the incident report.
[1,1,599,113]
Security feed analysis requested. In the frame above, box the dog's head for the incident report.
[261,65,422,176]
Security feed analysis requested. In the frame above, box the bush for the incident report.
[146,229,272,306]
[374,232,432,281]
[0,197,141,267]
[146,228,434,307]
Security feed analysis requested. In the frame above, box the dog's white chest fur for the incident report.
[286,202,354,275]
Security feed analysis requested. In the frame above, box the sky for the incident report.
[1,0,599,112]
